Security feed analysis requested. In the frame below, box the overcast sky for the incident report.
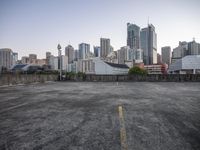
[0,0,200,59]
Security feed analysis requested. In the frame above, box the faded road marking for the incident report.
[118,105,128,150]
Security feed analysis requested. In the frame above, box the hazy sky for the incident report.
[0,0,200,59]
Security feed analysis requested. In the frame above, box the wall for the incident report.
[85,74,200,82]
[93,57,113,74]
[0,74,58,86]
[1,74,200,85]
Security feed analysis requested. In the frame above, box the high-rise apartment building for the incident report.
[61,55,68,71]
[109,45,114,54]
[79,43,90,59]
[161,46,171,65]
[65,45,74,64]
[49,55,58,70]
[188,40,199,55]
[172,41,188,63]
[135,49,143,63]
[13,52,18,65]
[199,44,200,54]
[157,53,162,64]
[46,52,51,58]
[100,38,110,58]
[46,52,51,65]
[171,40,200,64]
[21,56,29,64]
[140,24,157,65]
[198,44,200,54]
[127,23,140,49]
[74,50,79,61]
[29,54,37,64]
[117,46,128,64]
[0,48,13,70]
[123,46,143,63]
[94,46,100,57]
[29,54,37,60]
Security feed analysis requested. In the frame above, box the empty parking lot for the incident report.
[0,82,200,150]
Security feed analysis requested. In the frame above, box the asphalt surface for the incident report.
[0,82,200,150]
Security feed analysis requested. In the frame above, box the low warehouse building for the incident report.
[82,57,129,75]
[168,55,200,74]
[144,64,168,74]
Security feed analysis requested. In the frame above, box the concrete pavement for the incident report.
[0,82,200,150]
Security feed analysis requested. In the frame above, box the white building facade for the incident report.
[81,57,129,75]
[0,48,14,70]
[61,55,68,71]
[49,55,58,70]
[168,55,200,74]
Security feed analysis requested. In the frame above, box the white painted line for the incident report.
[118,105,128,150]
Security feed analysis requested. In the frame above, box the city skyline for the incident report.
[0,0,200,59]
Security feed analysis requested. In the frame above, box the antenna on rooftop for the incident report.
[148,16,150,25]
[193,37,195,41]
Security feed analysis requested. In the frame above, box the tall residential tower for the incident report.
[161,46,171,65]
[0,48,13,70]
[100,38,110,58]
[79,43,90,59]
[127,23,140,49]
[93,46,100,57]
[140,24,157,65]
[65,45,74,63]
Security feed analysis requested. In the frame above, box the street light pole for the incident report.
[57,44,62,81]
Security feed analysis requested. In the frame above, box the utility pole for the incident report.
[57,44,62,81]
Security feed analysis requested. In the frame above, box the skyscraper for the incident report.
[21,56,29,64]
[46,52,51,65]
[172,41,188,63]
[13,52,18,65]
[93,46,100,57]
[120,46,143,63]
[79,43,90,59]
[109,45,114,54]
[61,55,68,71]
[0,48,13,70]
[188,40,199,55]
[100,38,110,58]
[157,53,162,64]
[29,54,37,64]
[171,40,200,64]
[199,44,200,54]
[117,46,128,64]
[65,45,74,63]
[127,23,140,49]
[161,46,171,65]
[49,55,58,70]
[74,50,79,61]
[140,24,157,65]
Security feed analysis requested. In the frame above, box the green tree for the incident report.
[77,72,86,80]
[128,66,147,75]
[65,72,76,80]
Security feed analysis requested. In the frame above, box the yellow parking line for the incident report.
[118,106,128,150]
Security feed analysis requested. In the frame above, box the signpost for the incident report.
[57,44,62,81]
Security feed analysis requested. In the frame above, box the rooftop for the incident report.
[104,61,129,69]
[0,82,200,149]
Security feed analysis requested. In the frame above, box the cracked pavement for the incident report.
[0,82,200,150]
